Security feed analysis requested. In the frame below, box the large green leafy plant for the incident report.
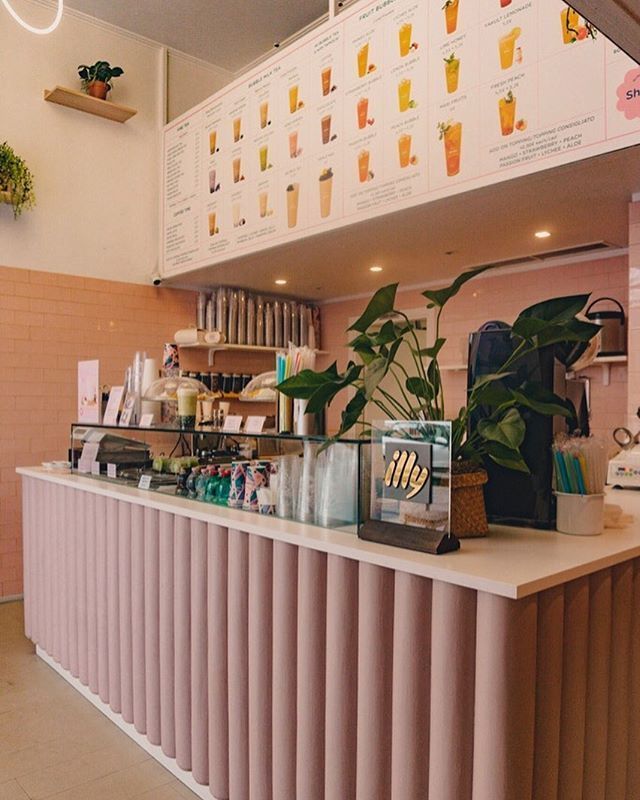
[278,265,600,472]
[0,141,35,219]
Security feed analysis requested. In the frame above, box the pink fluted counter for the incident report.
[17,466,640,800]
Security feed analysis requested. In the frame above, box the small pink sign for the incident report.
[616,67,640,121]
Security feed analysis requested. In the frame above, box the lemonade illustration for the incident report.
[259,145,268,171]
[233,157,241,183]
[260,101,269,129]
[289,84,299,113]
[499,91,516,135]
[398,78,412,112]
[319,168,333,218]
[358,149,370,183]
[438,121,462,177]
[286,183,300,228]
[444,54,460,93]
[259,191,268,218]
[357,97,369,129]
[233,117,241,143]
[499,28,521,70]
[398,134,412,168]
[443,0,459,35]
[321,115,332,144]
[208,212,217,236]
[209,130,217,155]
[560,6,597,43]
[357,43,369,78]
[399,23,412,57]
[322,67,332,96]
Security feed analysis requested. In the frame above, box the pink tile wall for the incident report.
[0,266,195,599]
[628,202,640,430]
[321,256,629,439]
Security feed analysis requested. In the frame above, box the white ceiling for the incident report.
[66,0,329,72]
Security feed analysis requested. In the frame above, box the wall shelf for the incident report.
[583,354,627,386]
[44,86,137,123]
[178,341,328,367]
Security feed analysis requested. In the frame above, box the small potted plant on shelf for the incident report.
[0,141,35,219]
[78,61,124,100]
[277,265,600,537]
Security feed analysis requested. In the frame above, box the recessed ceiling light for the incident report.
[274,278,287,285]
[370,266,383,272]
[535,230,552,239]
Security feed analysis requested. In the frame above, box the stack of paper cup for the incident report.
[141,358,160,419]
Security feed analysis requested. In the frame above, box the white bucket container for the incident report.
[555,492,605,536]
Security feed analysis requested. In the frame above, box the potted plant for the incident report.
[277,265,600,537]
[78,61,124,100]
[0,141,35,219]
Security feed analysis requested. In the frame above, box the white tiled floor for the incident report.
[0,602,199,800]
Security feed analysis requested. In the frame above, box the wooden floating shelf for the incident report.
[179,342,328,355]
[44,86,137,123]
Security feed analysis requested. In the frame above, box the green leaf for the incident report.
[338,390,368,435]
[471,371,514,392]
[364,357,388,400]
[349,284,398,332]
[405,376,434,401]
[277,363,339,399]
[348,333,377,365]
[472,382,515,409]
[419,338,446,359]
[427,359,440,394]
[477,408,525,450]
[517,294,590,324]
[374,319,402,345]
[484,440,530,473]
[511,316,549,341]
[422,264,496,309]
[511,383,572,417]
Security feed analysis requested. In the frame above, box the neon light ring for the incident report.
[2,0,63,34]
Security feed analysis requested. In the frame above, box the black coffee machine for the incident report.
[467,323,588,529]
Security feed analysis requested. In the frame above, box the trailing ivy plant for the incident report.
[277,265,600,472]
[0,142,35,219]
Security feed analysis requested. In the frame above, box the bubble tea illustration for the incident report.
[259,145,269,172]
[319,167,333,218]
[398,78,412,112]
[357,43,369,77]
[233,116,242,143]
[321,66,332,96]
[259,191,269,218]
[208,212,217,236]
[321,115,332,144]
[286,183,300,228]
[438,120,462,177]
[289,84,299,113]
[398,22,412,57]
[443,0,459,35]
[358,149,370,183]
[260,101,269,129]
[357,97,368,129]
[499,90,516,135]
[398,134,412,168]
[444,54,460,93]
[233,157,241,183]
[209,130,217,155]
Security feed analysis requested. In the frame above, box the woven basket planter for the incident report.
[450,462,489,538]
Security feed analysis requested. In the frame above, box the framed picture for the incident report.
[77,360,100,424]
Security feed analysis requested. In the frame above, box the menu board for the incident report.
[162,0,640,277]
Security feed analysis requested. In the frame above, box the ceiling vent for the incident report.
[533,241,615,260]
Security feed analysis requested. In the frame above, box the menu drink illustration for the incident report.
[162,0,640,278]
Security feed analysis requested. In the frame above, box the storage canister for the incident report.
[585,297,626,356]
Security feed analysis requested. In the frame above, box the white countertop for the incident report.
[17,466,640,599]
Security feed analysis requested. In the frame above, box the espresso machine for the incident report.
[467,323,589,529]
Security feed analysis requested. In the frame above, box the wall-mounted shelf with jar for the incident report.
[180,341,328,366]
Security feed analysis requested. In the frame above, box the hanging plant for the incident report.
[0,142,36,219]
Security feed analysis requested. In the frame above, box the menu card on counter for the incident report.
[162,0,640,278]
[77,442,100,474]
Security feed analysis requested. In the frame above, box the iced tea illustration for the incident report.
[321,115,332,144]
[259,192,268,218]
[399,23,412,57]
[233,117,241,143]
[358,149,370,183]
[499,28,520,69]
[499,90,516,135]
[398,134,412,168]
[286,183,300,228]
[209,130,217,155]
[398,78,412,112]
[443,0,459,35]
[289,84,299,113]
[321,67,332,96]
[444,54,460,93]
[259,145,268,171]
[357,97,369,129]
[319,168,333,218]
[357,43,369,77]
[260,101,269,129]
[438,121,462,177]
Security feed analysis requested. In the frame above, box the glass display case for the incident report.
[70,423,370,534]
